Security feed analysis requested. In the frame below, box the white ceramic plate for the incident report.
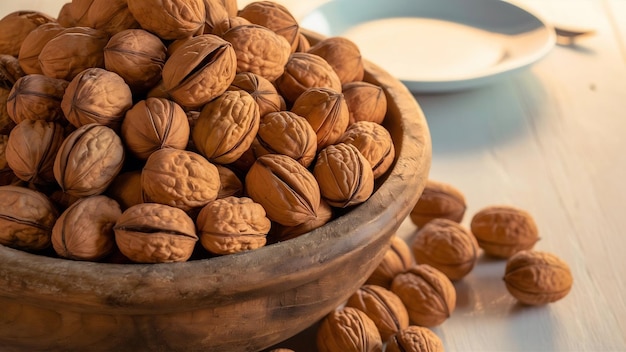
[300,0,556,92]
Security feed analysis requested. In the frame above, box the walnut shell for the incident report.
[6,74,68,124]
[56,3,76,27]
[61,67,133,130]
[5,120,65,185]
[308,36,364,85]
[412,218,479,281]
[314,143,374,208]
[342,81,387,125]
[275,52,342,104]
[162,34,237,109]
[216,164,243,199]
[17,22,65,75]
[340,121,395,179]
[0,54,26,90]
[0,89,16,135]
[346,285,410,341]
[201,0,229,34]
[0,11,55,57]
[113,202,198,263]
[504,250,573,305]
[192,90,260,164]
[106,170,144,211]
[227,72,283,117]
[268,198,333,242]
[127,0,205,40]
[219,0,238,17]
[410,179,467,229]
[391,264,456,327]
[142,148,220,212]
[222,24,291,82]
[121,98,190,160]
[316,307,383,352]
[104,29,167,94]
[0,185,58,251]
[54,124,125,198]
[295,33,311,53]
[245,154,321,227]
[39,27,109,81]
[386,326,445,352]
[197,196,270,255]
[470,205,539,258]
[238,1,300,52]
[51,195,122,261]
[251,111,317,167]
[365,235,414,289]
[211,16,252,37]
[78,0,139,35]
[0,134,20,186]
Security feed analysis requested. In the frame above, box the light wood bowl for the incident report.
[0,33,431,352]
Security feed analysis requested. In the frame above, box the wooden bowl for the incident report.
[0,36,431,352]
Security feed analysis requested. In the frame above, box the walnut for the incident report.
[104,29,167,94]
[61,68,133,130]
[17,23,65,75]
[386,326,445,352]
[314,143,374,208]
[245,153,320,227]
[251,111,317,167]
[113,202,198,263]
[5,120,65,185]
[216,165,243,199]
[51,195,122,261]
[227,72,283,117]
[316,307,383,352]
[504,250,573,305]
[222,24,291,82]
[56,3,76,27]
[105,170,144,211]
[75,0,139,35]
[391,264,456,327]
[197,196,270,255]
[308,36,364,85]
[219,0,238,17]
[470,205,539,258]
[346,285,410,341]
[0,135,21,186]
[212,16,252,36]
[0,55,25,90]
[38,27,109,81]
[275,52,342,104]
[295,33,310,53]
[0,89,16,135]
[339,121,395,179]
[365,235,414,289]
[141,148,220,212]
[127,0,205,40]
[0,185,58,251]
[0,11,55,57]
[411,218,479,281]
[268,198,333,242]
[342,81,387,125]
[201,0,229,34]
[121,98,190,160]
[6,74,68,124]
[238,1,301,52]
[162,34,237,109]
[410,179,467,229]
[53,124,125,198]
[191,90,260,164]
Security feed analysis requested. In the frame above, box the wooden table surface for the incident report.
[2,1,625,351]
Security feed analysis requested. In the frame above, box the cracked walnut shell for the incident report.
[346,285,410,341]
[471,205,539,258]
[317,307,383,352]
[386,326,445,352]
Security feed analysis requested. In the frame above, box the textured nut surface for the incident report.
[227,72,283,117]
[0,55,25,91]
[391,264,456,327]
[201,0,229,34]
[340,121,395,179]
[346,285,410,341]
[308,36,364,84]
[275,52,342,104]
[504,250,573,305]
[238,1,300,52]
[0,89,16,135]
[127,0,205,40]
[0,11,55,57]
[269,198,333,242]
[412,218,479,280]
[211,16,252,37]
[471,205,539,258]
[316,307,383,352]
[106,170,143,211]
[215,164,243,199]
[366,235,414,289]
[410,179,467,229]
[67,0,138,35]
[7,74,68,124]
[386,326,445,352]
[17,22,64,75]
[342,81,387,125]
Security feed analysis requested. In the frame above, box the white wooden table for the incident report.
[2,1,625,351]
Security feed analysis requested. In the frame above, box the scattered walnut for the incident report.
[365,235,414,289]
[471,205,539,258]
[410,179,467,229]
[386,326,445,352]
[316,307,383,352]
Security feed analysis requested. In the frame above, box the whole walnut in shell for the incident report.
[220,0,238,17]
[17,22,65,75]
[366,235,414,289]
[308,36,365,85]
[127,0,205,40]
[227,72,284,117]
[0,55,25,91]
[201,0,229,34]
[346,285,410,341]
[114,203,198,263]
[386,326,445,352]
[269,199,333,242]
[106,170,144,211]
[75,0,139,35]
[211,16,252,37]
[275,52,342,104]
[410,179,467,229]
[216,165,243,199]
[340,121,395,179]
[238,1,301,52]
[316,307,383,352]
[51,195,122,261]
[342,81,387,125]
[0,11,55,57]
[6,74,68,124]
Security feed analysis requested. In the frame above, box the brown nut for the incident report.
[0,185,58,251]
[162,34,237,109]
[222,24,291,82]
[251,111,317,168]
[227,72,283,117]
[268,198,333,242]
[0,89,16,135]
[504,250,573,305]
[391,264,456,327]
[314,143,374,208]
[104,29,167,94]
[6,74,68,124]
[386,326,445,352]
[245,153,321,227]
[201,0,229,34]
[316,307,383,352]
[121,98,190,160]
[54,124,125,198]
[308,36,364,85]
[238,1,301,52]
[339,121,395,179]
[411,218,479,281]
[17,22,65,75]
[275,52,342,104]
[220,0,238,17]
[0,55,26,90]
[366,235,414,289]
[342,81,387,125]
[0,135,20,186]
[295,33,311,53]
[197,196,270,255]
[127,0,205,40]
[51,195,122,261]
[191,90,260,164]
[142,148,220,212]
[0,11,55,57]
[61,68,133,130]
[5,120,65,185]
[77,0,139,35]
[56,3,76,27]
[39,27,109,81]
[105,170,143,211]
[211,16,252,37]
[470,205,539,258]
[410,179,467,229]
[113,203,198,263]
[215,165,243,199]
[346,285,410,341]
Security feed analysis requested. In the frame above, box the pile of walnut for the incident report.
[0,0,394,264]
[309,179,573,351]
